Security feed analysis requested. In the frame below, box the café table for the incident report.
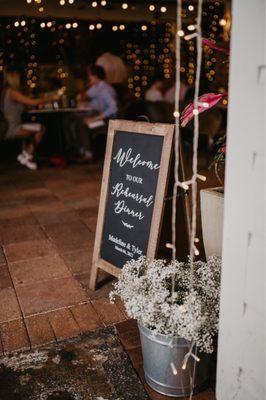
[27,106,93,156]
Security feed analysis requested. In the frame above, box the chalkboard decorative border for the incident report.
[89,119,174,290]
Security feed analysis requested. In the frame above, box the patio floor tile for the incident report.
[0,319,30,354]
[4,239,56,263]
[0,224,46,245]
[75,271,115,299]
[91,297,125,325]
[70,303,102,333]
[48,308,80,341]
[0,204,30,220]
[0,246,6,264]
[25,313,55,347]
[0,288,22,323]
[0,264,13,290]
[61,249,93,274]
[44,221,95,253]
[9,254,72,286]
[16,277,87,316]
[35,210,79,226]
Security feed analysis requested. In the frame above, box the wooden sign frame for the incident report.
[89,119,174,290]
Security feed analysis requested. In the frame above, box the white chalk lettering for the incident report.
[113,148,160,171]
[114,200,145,220]
[111,182,153,207]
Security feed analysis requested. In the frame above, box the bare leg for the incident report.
[16,125,45,155]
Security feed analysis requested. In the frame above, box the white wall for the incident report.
[216,1,265,399]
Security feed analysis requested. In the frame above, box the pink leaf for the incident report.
[202,38,230,55]
[180,92,227,127]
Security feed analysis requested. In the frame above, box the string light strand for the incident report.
[171,0,182,262]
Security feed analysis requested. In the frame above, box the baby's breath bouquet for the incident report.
[110,256,221,353]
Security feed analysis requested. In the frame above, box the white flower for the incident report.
[110,256,221,353]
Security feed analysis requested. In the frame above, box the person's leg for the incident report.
[15,124,44,170]
[74,118,93,160]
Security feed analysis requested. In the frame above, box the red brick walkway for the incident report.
[0,161,126,355]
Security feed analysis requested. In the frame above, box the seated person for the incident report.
[2,69,58,170]
[84,65,118,124]
[74,65,118,161]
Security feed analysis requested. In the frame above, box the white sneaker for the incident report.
[23,158,37,170]
[17,153,25,164]
[17,151,38,170]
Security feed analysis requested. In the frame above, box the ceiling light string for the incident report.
[189,0,203,278]
[171,0,182,262]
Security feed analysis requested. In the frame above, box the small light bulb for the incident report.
[188,4,194,11]
[141,25,147,31]
[193,109,199,115]
[197,174,207,182]
[21,20,26,26]
[47,21,52,27]
[122,2,128,9]
[89,24,95,30]
[26,0,32,3]
[165,243,174,249]
[96,23,102,29]
[92,1,97,7]
[187,24,196,31]
[149,4,155,11]
[160,6,167,12]
[173,111,180,118]
[170,362,178,375]
[112,25,118,31]
[119,24,125,30]
[59,0,65,5]
[65,23,71,29]
[40,22,45,28]
[68,0,74,3]
[219,18,226,26]
[194,246,200,256]
[101,0,106,5]
[72,22,78,28]
[14,21,19,27]
[181,182,189,190]
[177,30,184,37]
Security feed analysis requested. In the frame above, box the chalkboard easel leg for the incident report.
[89,265,99,291]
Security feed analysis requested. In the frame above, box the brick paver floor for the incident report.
[0,159,215,399]
[0,160,122,355]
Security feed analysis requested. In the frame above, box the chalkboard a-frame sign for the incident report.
[89,119,174,290]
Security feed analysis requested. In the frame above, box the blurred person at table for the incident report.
[74,65,118,161]
[82,65,118,124]
[2,69,58,170]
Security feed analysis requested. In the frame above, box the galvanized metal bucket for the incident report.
[138,323,210,397]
